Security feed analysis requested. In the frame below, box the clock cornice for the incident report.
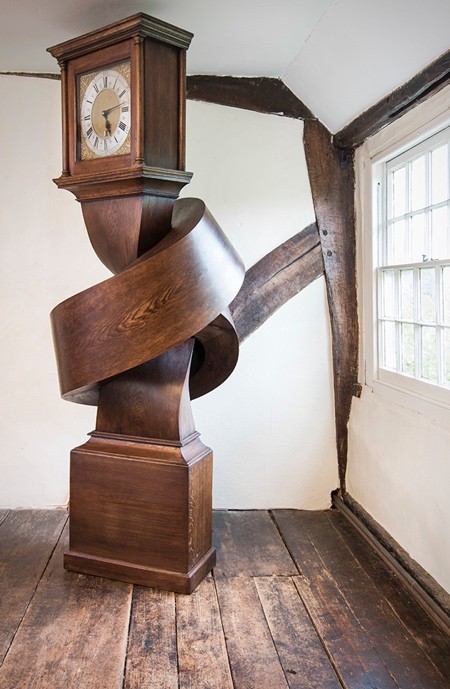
[48,12,193,64]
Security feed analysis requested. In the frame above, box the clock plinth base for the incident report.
[64,432,215,594]
[64,548,216,595]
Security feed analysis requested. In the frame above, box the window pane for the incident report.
[387,219,407,264]
[431,144,448,205]
[400,269,414,320]
[382,321,397,369]
[420,268,436,322]
[382,270,396,317]
[411,213,426,262]
[401,323,415,375]
[445,328,450,385]
[444,266,450,324]
[431,206,448,260]
[391,166,406,218]
[411,155,427,211]
[421,326,437,380]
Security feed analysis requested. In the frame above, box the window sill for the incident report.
[366,375,450,429]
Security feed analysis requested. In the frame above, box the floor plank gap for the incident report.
[1,509,447,689]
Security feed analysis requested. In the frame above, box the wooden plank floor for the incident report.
[0,509,448,688]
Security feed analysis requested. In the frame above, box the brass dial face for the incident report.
[79,62,131,159]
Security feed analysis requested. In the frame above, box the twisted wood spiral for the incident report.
[51,197,245,409]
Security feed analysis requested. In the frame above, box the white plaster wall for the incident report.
[348,392,450,592]
[0,76,110,507]
[347,87,450,593]
[0,77,338,508]
[184,101,337,508]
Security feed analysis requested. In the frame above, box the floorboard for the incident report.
[0,509,67,664]
[275,509,449,689]
[255,575,342,689]
[0,509,448,689]
[213,510,297,577]
[124,587,178,689]
[0,524,132,689]
[327,510,450,680]
[177,576,233,689]
[215,576,289,688]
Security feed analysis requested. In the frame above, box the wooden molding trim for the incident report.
[334,49,450,149]
[186,75,314,119]
[333,492,450,636]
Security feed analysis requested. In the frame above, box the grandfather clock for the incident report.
[48,14,244,593]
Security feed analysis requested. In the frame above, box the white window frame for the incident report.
[357,84,450,424]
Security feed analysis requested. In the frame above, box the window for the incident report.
[376,126,450,402]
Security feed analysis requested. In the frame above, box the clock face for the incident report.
[79,62,131,159]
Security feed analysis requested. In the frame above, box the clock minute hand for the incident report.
[101,103,123,118]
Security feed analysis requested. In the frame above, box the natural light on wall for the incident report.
[376,126,450,403]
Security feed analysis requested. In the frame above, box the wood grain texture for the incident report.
[339,493,450,623]
[215,577,289,689]
[124,587,178,689]
[273,511,399,689]
[335,49,450,149]
[303,120,358,491]
[0,510,9,526]
[230,223,323,343]
[1,509,447,688]
[65,433,215,593]
[0,509,67,665]
[51,198,244,404]
[0,525,132,689]
[255,576,342,689]
[95,339,196,441]
[276,510,449,689]
[327,510,450,680]
[213,510,297,578]
[177,576,234,689]
[187,75,314,119]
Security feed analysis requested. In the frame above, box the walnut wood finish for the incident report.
[51,198,244,405]
[51,195,243,592]
[49,16,246,592]
[303,120,358,492]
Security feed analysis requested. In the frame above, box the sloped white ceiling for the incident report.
[1,0,449,132]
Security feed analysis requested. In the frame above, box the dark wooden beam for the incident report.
[0,71,60,80]
[334,49,450,149]
[187,75,314,120]
[230,223,323,343]
[303,120,358,493]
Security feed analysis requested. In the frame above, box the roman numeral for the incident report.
[103,76,108,88]
[119,89,126,98]
[118,121,127,132]
[86,127,93,138]
[93,83,99,93]
[94,136,99,148]
[121,105,129,112]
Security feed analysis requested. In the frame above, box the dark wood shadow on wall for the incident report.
[188,75,358,492]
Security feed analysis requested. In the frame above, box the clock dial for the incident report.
[79,63,131,159]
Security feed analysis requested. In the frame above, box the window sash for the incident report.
[375,126,450,399]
